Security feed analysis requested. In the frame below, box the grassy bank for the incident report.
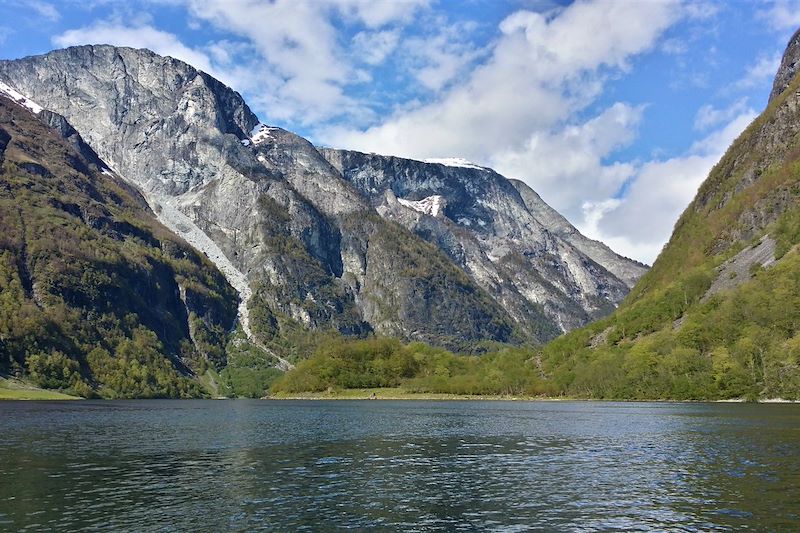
[269,387,562,401]
[269,388,800,403]
[0,377,80,400]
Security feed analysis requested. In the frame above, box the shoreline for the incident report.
[0,377,80,400]
[266,389,564,402]
[2,379,799,403]
[264,388,800,403]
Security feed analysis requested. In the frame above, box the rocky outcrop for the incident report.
[701,236,776,303]
[0,45,646,349]
[770,28,800,102]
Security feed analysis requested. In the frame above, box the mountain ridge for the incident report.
[0,44,644,352]
[320,147,645,333]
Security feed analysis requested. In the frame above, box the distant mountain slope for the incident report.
[508,179,646,288]
[534,28,800,400]
[0,93,237,398]
[321,149,646,333]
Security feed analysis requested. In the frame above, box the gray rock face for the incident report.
[0,45,646,348]
[771,28,800,103]
[321,149,647,333]
[701,236,776,303]
[508,179,648,288]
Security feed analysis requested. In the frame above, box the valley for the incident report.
[1,30,799,402]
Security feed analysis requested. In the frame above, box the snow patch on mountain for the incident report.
[0,80,43,114]
[424,157,485,170]
[398,195,447,217]
[250,123,279,145]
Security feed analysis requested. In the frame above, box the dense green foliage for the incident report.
[85,330,204,398]
[534,248,800,400]
[218,329,284,398]
[271,336,551,397]
[0,98,236,398]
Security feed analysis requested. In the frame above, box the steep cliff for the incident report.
[0,92,238,397]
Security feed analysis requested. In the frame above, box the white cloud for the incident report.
[683,1,720,20]
[204,39,252,66]
[694,98,749,130]
[26,1,60,22]
[335,0,430,28]
[758,0,800,31]
[580,111,756,264]
[0,26,11,45]
[489,103,643,219]
[352,29,401,66]
[401,21,483,92]
[329,2,678,153]
[661,37,688,55]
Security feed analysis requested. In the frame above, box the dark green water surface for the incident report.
[0,400,798,531]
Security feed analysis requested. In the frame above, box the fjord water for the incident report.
[0,401,798,531]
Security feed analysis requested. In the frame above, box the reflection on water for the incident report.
[0,400,798,531]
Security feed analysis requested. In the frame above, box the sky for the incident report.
[0,0,799,265]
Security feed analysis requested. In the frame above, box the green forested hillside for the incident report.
[529,56,800,400]
[271,336,549,397]
[0,96,238,398]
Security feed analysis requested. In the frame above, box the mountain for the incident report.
[0,45,645,353]
[531,28,800,400]
[321,149,646,334]
[0,87,238,398]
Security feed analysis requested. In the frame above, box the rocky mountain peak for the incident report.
[0,45,261,194]
[770,28,800,102]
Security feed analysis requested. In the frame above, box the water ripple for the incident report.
[0,400,799,531]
